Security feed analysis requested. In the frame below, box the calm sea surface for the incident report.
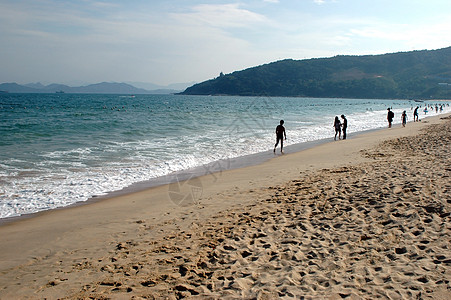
[0,93,449,219]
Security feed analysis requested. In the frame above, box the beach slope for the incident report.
[0,114,450,299]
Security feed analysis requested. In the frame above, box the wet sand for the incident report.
[0,113,450,299]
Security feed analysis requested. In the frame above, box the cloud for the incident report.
[87,1,120,9]
[0,1,268,84]
[263,0,280,3]
[172,3,269,28]
[313,0,337,4]
[2,0,451,85]
[348,17,451,43]
[321,13,451,56]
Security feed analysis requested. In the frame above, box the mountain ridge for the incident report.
[0,82,182,94]
[181,47,451,99]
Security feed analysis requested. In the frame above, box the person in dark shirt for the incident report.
[341,114,348,139]
[274,120,286,153]
[413,106,419,122]
[387,108,394,128]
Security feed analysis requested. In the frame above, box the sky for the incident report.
[1,0,451,87]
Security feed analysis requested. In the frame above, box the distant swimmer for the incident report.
[274,120,286,153]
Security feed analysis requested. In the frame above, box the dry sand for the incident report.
[0,114,450,299]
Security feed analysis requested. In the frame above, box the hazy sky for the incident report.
[1,0,451,86]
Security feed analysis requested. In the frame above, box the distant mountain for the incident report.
[69,82,151,94]
[46,83,72,92]
[126,81,196,92]
[0,82,181,94]
[181,47,451,99]
[24,82,46,89]
[148,89,183,95]
[0,83,42,93]
[167,81,197,91]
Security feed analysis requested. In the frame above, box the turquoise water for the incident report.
[0,93,449,218]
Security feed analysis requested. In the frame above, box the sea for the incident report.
[1,93,449,220]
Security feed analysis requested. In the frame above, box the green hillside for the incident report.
[181,47,451,99]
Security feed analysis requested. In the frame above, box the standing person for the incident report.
[274,120,286,153]
[413,106,419,122]
[333,116,341,140]
[401,110,407,127]
[387,108,394,128]
[341,114,348,140]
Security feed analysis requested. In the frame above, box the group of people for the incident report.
[273,114,349,153]
[390,103,447,128]
[387,108,410,128]
[273,102,448,153]
[388,107,414,128]
[389,107,415,127]
[422,104,445,115]
[333,115,348,141]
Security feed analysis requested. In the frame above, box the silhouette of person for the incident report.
[274,120,286,153]
[401,110,407,127]
[387,108,394,128]
[341,114,347,139]
[333,116,341,140]
[413,106,419,122]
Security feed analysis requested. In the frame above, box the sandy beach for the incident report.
[0,113,450,299]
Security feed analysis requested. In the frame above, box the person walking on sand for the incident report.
[341,114,348,140]
[413,106,419,122]
[333,116,341,140]
[274,120,286,153]
[401,110,407,127]
[387,108,394,128]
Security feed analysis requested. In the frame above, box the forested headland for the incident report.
[181,47,451,99]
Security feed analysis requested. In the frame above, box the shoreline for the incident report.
[1,96,449,223]
[0,129,333,226]
[0,113,450,298]
[0,110,443,226]
[0,122,352,226]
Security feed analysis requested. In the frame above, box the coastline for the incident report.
[0,113,450,298]
[1,94,449,222]
[0,126,335,226]
[0,121,363,226]
[0,116,427,226]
